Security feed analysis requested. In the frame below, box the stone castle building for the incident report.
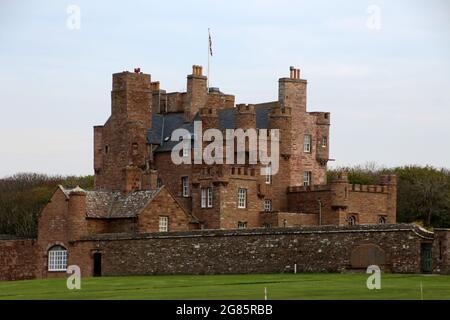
[4,65,446,281]
[90,65,397,231]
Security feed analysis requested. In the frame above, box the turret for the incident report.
[268,106,292,157]
[67,186,88,241]
[330,172,349,209]
[200,106,219,131]
[235,104,256,129]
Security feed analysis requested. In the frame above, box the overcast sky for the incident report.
[0,0,449,177]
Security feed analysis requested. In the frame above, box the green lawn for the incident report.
[0,273,449,300]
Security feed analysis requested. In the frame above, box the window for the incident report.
[265,165,272,184]
[104,145,109,154]
[238,188,247,209]
[201,188,213,208]
[262,223,272,229]
[303,134,312,153]
[238,221,247,229]
[182,176,189,197]
[264,199,272,212]
[157,178,163,188]
[378,216,386,224]
[322,136,328,147]
[159,216,168,232]
[303,171,311,186]
[348,215,356,226]
[48,245,68,271]
[207,187,213,208]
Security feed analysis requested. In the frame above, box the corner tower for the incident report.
[94,68,153,192]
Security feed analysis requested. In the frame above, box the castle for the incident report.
[89,65,397,232]
[5,65,445,281]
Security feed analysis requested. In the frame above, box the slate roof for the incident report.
[60,186,159,219]
[147,104,273,152]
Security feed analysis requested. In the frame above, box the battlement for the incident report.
[270,106,292,117]
[199,106,218,116]
[236,104,256,114]
[230,166,257,178]
[287,185,331,193]
[310,112,331,125]
[150,81,160,91]
[112,69,151,92]
[350,184,388,193]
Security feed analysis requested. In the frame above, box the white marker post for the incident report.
[294,263,297,274]
[420,282,423,300]
[264,287,267,300]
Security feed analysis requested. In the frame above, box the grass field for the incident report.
[0,273,450,300]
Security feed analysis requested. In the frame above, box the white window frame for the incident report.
[322,136,328,147]
[238,188,247,209]
[237,221,247,229]
[159,216,169,232]
[201,188,207,208]
[265,165,272,184]
[207,187,213,208]
[303,171,311,186]
[182,176,189,197]
[264,199,272,212]
[303,134,312,153]
[48,246,68,271]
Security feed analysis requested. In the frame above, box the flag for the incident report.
[208,29,213,56]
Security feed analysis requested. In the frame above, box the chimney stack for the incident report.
[289,66,300,79]
[192,65,203,76]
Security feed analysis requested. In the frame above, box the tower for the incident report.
[94,69,153,192]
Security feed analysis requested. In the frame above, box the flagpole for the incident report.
[207,28,210,90]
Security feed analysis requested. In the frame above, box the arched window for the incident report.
[378,216,386,224]
[348,215,357,226]
[48,245,68,271]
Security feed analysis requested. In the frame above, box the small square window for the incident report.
[237,221,247,229]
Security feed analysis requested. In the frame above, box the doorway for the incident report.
[421,243,432,274]
[93,252,102,277]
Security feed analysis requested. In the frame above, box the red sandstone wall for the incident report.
[0,239,36,281]
[138,188,192,233]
